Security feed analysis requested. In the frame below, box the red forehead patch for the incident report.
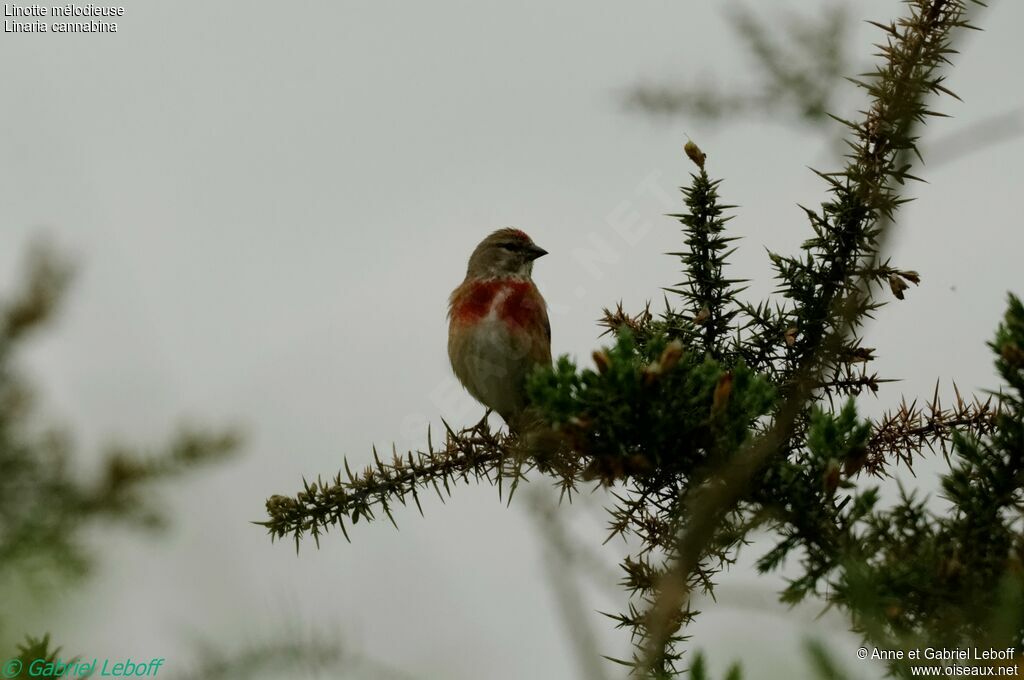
[507,228,530,241]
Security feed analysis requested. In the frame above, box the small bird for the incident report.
[448,228,551,431]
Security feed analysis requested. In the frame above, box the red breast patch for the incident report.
[499,283,543,329]
[451,279,540,329]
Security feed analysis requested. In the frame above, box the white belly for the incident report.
[449,313,534,422]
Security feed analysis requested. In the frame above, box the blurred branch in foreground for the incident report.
[623,4,850,129]
[625,1,1022,168]
[0,240,240,636]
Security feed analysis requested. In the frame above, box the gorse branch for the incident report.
[262,2,1014,678]
[663,159,744,360]
[262,418,544,547]
[633,2,982,673]
[862,384,1000,476]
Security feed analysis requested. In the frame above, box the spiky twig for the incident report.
[863,383,1001,475]
[261,417,581,548]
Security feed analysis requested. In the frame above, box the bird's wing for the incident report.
[534,283,552,365]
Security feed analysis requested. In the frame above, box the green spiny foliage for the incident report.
[9,634,67,679]
[748,296,1024,678]
[662,162,744,359]
[753,400,872,605]
[262,2,1013,677]
[528,332,774,484]
[523,160,775,674]
[838,296,1024,673]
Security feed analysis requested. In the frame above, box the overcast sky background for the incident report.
[2,1,1023,678]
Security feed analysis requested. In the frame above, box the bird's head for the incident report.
[465,228,547,279]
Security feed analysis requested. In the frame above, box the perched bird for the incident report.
[448,228,551,431]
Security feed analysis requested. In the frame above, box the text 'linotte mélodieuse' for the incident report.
[5,3,125,33]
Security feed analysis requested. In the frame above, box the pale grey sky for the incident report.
[2,1,1022,678]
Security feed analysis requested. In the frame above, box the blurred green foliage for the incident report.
[0,241,239,657]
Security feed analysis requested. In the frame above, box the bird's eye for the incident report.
[498,243,517,251]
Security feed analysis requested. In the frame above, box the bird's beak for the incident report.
[527,244,548,260]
